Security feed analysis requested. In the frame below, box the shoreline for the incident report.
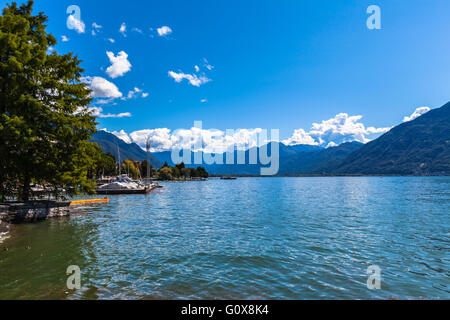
[0,201,72,241]
[0,226,9,244]
[210,174,450,178]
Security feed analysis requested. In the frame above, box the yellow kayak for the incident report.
[70,198,110,206]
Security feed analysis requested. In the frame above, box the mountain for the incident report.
[152,142,361,176]
[336,102,450,175]
[92,131,163,168]
[279,142,364,175]
[93,101,450,176]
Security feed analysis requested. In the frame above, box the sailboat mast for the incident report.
[146,138,151,182]
[117,144,121,176]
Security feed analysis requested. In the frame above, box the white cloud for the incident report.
[89,107,131,118]
[119,23,127,37]
[101,112,393,153]
[95,98,115,105]
[203,58,214,71]
[283,129,318,146]
[157,26,172,37]
[283,113,391,147]
[194,65,200,73]
[326,142,338,148]
[200,99,207,103]
[108,38,115,43]
[403,106,430,122]
[127,87,142,99]
[124,87,148,100]
[82,76,123,99]
[168,71,211,87]
[106,51,132,78]
[67,14,85,34]
[92,22,102,35]
[61,35,69,42]
[130,129,173,151]
[114,127,267,153]
[112,130,132,143]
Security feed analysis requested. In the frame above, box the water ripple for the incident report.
[0,177,449,300]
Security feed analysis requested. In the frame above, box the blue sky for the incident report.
[3,0,450,150]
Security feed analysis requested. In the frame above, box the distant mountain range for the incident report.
[336,101,450,175]
[92,102,450,176]
[92,130,162,168]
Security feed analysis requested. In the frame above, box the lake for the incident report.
[0,177,449,300]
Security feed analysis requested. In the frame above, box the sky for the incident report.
[3,0,450,151]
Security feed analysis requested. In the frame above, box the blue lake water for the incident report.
[0,177,449,299]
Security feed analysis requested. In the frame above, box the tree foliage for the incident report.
[94,149,117,178]
[0,1,99,201]
[120,160,140,180]
[156,162,209,180]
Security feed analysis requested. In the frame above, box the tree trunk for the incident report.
[22,175,31,202]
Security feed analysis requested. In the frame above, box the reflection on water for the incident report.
[0,177,449,300]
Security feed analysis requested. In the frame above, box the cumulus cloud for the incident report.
[108,38,115,43]
[61,35,69,42]
[82,76,123,99]
[403,107,430,122]
[112,130,132,143]
[200,99,207,103]
[142,92,149,98]
[283,129,318,146]
[157,26,172,36]
[119,23,127,37]
[89,107,131,118]
[113,127,268,153]
[283,113,391,147]
[194,65,200,73]
[107,112,395,152]
[111,113,391,153]
[106,51,132,78]
[168,71,211,87]
[67,14,85,33]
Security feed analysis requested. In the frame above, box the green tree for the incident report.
[196,167,209,178]
[121,160,140,180]
[181,168,191,178]
[176,162,185,170]
[0,1,99,200]
[158,167,173,181]
[140,160,153,179]
[95,150,117,177]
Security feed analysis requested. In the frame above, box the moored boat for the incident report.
[95,176,160,195]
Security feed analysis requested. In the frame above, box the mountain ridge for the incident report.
[92,131,163,168]
[336,102,450,175]
[92,102,450,176]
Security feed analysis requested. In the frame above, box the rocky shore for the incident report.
[0,201,72,243]
[0,201,71,225]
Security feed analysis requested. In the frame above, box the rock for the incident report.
[0,201,71,224]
